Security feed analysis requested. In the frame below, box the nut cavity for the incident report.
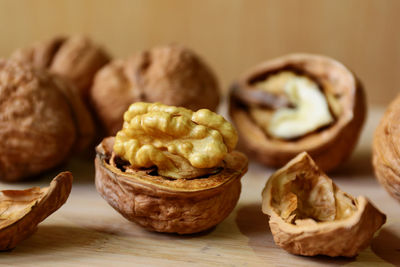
[245,71,336,140]
[229,54,366,171]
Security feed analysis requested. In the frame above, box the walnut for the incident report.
[95,104,247,234]
[0,59,94,182]
[229,54,366,172]
[90,44,220,135]
[0,172,72,250]
[262,152,386,257]
[373,94,400,202]
[11,35,111,101]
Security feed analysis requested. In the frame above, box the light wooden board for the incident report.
[0,108,399,267]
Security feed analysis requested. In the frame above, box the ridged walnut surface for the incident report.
[11,35,110,101]
[90,44,220,135]
[95,137,248,234]
[0,60,78,182]
[373,94,400,202]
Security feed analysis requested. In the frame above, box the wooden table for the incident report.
[1,108,399,267]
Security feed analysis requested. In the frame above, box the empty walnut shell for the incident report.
[373,94,400,202]
[90,44,220,135]
[0,172,73,250]
[0,59,93,182]
[11,35,111,101]
[95,137,247,234]
[229,54,366,172]
[262,152,386,257]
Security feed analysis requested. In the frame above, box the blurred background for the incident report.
[0,0,399,106]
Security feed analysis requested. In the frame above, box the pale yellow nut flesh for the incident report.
[253,72,334,140]
[114,102,238,179]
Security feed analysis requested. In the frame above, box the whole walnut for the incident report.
[90,44,220,135]
[11,35,111,101]
[373,94,400,202]
[0,59,94,182]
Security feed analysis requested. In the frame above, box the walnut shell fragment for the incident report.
[11,35,111,101]
[0,59,92,182]
[373,94,400,202]
[262,152,386,257]
[90,44,220,135]
[95,137,247,234]
[0,172,73,250]
[229,54,366,171]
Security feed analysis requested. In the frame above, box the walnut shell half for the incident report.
[0,172,73,250]
[90,44,220,135]
[229,54,366,172]
[373,94,400,202]
[262,152,386,257]
[95,137,247,234]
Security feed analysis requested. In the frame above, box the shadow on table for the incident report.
[371,225,400,266]
[4,224,110,254]
[235,203,273,254]
[301,254,355,266]
[330,148,374,178]
[86,214,216,241]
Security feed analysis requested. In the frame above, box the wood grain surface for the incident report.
[0,108,399,267]
[0,0,399,106]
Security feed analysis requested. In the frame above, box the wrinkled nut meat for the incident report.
[0,59,93,182]
[114,102,237,179]
[0,172,72,250]
[90,44,220,135]
[11,35,111,101]
[373,94,400,202]
[230,54,366,171]
[95,103,247,234]
[262,152,386,257]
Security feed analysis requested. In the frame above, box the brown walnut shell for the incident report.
[0,171,73,250]
[0,59,90,182]
[90,44,220,135]
[262,152,386,257]
[11,35,111,101]
[95,137,247,234]
[50,75,96,152]
[373,94,400,202]
[229,54,366,172]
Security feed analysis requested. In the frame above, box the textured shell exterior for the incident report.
[94,138,247,234]
[11,35,111,101]
[90,44,220,135]
[373,94,400,202]
[0,60,77,182]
